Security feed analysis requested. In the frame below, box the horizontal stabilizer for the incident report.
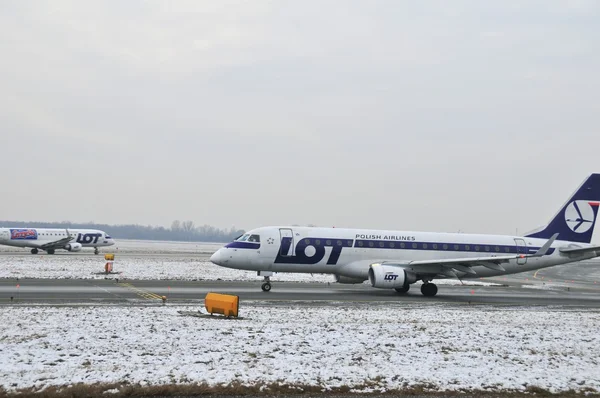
[559,245,600,256]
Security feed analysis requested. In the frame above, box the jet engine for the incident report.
[64,242,82,252]
[368,264,417,289]
[334,275,366,284]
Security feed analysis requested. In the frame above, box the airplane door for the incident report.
[279,228,294,256]
[0,230,8,242]
[514,238,527,265]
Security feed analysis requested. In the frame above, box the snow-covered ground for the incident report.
[0,240,499,285]
[0,256,501,285]
[1,304,598,393]
[0,239,222,255]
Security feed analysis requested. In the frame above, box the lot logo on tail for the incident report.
[564,201,598,233]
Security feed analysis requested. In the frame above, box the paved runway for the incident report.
[2,272,600,307]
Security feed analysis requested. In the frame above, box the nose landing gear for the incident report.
[94,247,99,255]
[258,271,273,292]
[261,279,272,292]
[31,248,38,254]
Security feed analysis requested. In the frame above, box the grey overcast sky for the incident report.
[1,0,599,237]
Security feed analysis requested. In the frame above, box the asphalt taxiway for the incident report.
[2,276,600,307]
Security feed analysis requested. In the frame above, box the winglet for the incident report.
[531,233,559,257]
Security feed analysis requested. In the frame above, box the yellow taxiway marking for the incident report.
[118,283,163,300]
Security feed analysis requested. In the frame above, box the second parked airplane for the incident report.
[0,228,115,254]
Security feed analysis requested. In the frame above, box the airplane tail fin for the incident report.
[525,173,600,243]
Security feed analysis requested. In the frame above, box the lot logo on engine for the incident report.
[10,229,38,240]
[384,273,398,281]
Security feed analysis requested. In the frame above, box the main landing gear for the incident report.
[421,281,438,297]
[394,283,410,294]
[31,248,38,254]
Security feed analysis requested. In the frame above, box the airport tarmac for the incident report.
[1,245,600,307]
[2,275,600,307]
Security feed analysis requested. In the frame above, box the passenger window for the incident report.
[495,246,500,252]
[326,240,331,245]
[475,245,480,251]
[412,243,418,249]
[443,244,448,250]
[400,242,405,248]
[465,245,470,251]
[485,246,490,252]
[390,242,395,248]
[379,242,384,248]
[315,239,321,246]
[423,243,428,249]
[368,242,374,247]
[454,244,459,250]
[358,241,363,247]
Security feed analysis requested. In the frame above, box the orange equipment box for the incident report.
[204,292,239,317]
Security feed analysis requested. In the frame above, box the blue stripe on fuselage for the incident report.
[225,241,260,249]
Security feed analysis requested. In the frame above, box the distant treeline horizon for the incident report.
[0,220,244,243]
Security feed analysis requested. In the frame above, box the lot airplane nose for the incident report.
[210,249,223,265]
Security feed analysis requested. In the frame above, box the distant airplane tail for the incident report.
[526,173,600,243]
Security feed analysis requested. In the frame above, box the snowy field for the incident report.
[0,240,500,286]
[0,239,222,255]
[1,304,598,394]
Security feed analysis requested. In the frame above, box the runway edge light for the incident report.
[204,292,239,318]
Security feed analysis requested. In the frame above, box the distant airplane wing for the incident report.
[39,230,74,250]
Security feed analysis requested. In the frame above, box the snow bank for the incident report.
[0,304,598,393]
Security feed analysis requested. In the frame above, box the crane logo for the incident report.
[564,201,596,233]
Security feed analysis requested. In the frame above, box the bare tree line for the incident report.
[0,220,244,243]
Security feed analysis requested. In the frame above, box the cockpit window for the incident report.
[105,235,112,239]
[236,234,250,241]
[248,234,260,242]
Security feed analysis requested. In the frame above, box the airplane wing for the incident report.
[383,234,559,277]
[383,255,517,276]
[39,230,74,250]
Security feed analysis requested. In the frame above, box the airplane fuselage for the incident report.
[211,226,596,280]
[0,227,115,253]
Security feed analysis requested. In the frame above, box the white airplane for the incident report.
[210,173,600,296]
[0,228,115,254]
